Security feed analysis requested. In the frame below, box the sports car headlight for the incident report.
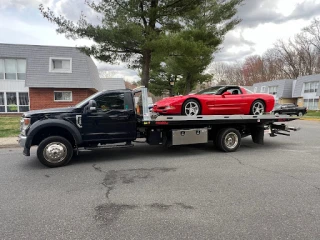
[20,118,31,135]
[164,105,176,110]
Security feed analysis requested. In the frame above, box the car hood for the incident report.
[23,107,77,117]
[154,95,189,106]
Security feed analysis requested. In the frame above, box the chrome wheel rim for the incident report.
[43,142,67,163]
[252,102,264,115]
[184,102,199,116]
[224,132,238,149]
[298,112,303,116]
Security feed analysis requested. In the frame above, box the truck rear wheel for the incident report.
[37,136,73,168]
[216,128,241,152]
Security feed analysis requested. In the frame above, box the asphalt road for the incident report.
[1,119,320,240]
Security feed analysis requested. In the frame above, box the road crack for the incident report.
[228,154,320,192]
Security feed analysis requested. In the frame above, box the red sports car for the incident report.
[152,85,275,116]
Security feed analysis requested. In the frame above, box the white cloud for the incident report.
[0,0,54,10]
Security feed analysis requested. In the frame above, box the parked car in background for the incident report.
[271,103,307,116]
[152,85,275,116]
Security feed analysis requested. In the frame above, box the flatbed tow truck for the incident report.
[18,87,299,167]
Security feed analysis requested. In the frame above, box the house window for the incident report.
[0,59,4,79]
[54,91,72,102]
[268,86,278,95]
[18,92,30,112]
[304,82,319,93]
[0,92,4,112]
[0,58,26,80]
[304,98,319,110]
[0,92,29,113]
[261,86,266,93]
[49,58,72,73]
[6,92,17,112]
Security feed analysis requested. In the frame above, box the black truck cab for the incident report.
[19,89,139,166]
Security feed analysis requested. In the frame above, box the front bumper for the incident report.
[18,134,30,156]
[152,106,179,115]
[18,134,27,147]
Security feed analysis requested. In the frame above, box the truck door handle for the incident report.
[109,115,129,120]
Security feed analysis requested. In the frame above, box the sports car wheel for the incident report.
[250,100,265,115]
[182,99,201,116]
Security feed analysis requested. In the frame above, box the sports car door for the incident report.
[214,88,246,115]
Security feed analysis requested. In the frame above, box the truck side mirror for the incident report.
[88,100,97,112]
[84,100,97,113]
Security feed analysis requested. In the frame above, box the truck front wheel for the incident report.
[216,128,241,152]
[37,136,73,168]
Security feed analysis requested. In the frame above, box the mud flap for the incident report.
[251,125,265,145]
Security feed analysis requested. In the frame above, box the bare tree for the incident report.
[293,33,318,75]
[303,18,320,52]
[207,62,243,85]
[242,55,265,85]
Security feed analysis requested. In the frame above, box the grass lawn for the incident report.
[301,110,320,120]
[305,110,320,117]
[0,116,21,138]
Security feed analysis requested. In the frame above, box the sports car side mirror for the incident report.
[222,92,231,97]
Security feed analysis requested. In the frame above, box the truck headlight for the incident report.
[20,118,31,135]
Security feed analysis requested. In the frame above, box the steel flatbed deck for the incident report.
[139,114,298,127]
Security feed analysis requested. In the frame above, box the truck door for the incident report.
[82,92,136,142]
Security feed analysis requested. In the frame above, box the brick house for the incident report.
[0,43,125,113]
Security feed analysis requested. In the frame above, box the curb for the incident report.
[0,144,20,149]
[300,118,320,122]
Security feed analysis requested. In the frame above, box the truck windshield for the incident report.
[75,92,101,108]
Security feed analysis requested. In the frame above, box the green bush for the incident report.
[7,104,18,112]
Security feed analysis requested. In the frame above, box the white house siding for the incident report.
[1,80,29,92]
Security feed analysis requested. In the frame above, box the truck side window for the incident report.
[95,93,124,112]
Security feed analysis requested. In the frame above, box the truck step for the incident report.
[84,143,134,150]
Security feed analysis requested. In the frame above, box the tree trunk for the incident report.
[185,73,192,94]
[141,50,151,88]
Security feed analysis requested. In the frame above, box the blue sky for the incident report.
[1,0,320,81]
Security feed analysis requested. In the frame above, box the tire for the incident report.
[37,136,73,168]
[216,128,241,152]
[250,100,265,115]
[182,99,201,116]
[298,111,303,117]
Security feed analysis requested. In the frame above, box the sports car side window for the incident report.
[226,88,242,95]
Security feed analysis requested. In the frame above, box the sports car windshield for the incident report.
[197,86,225,95]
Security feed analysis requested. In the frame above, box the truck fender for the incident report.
[26,119,83,148]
